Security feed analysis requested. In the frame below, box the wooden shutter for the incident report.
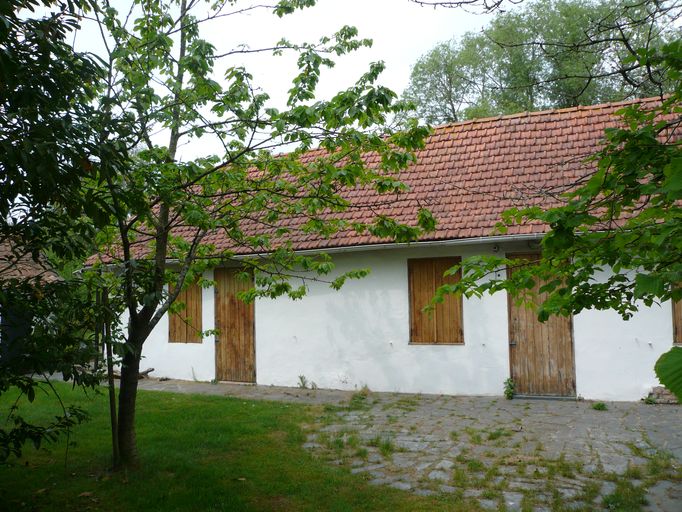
[674,300,682,345]
[408,257,463,344]
[169,281,203,343]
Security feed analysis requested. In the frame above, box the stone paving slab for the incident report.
[137,379,682,511]
[137,377,355,405]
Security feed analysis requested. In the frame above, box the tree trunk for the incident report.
[116,346,141,468]
[112,0,188,471]
[103,289,120,468]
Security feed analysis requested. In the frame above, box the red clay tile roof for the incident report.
[200,97,663,254]
[98,96,664,262]
[0,241,60,283]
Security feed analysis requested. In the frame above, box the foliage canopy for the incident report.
[404,0,675,124]
[2,0,434,466]
[0,0,115,462]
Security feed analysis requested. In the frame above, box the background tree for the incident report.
[0,0,124,461]
[86,0,432,468]
[0,0,125,259]
[0,268,106,461]
[404,0,676,124]
[402,34,496,123]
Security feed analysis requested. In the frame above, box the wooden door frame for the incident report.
[506,252,577,397]
[214,267,256,383]
[673,298,682,345]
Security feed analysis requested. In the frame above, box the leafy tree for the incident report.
[402,34,496,123]
[404,0,674,124]
[0,0,120,461]
[0,0,123,259]
[85,0,432,468]
[0,270,105,461]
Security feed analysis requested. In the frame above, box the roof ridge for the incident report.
[431,96,663,133]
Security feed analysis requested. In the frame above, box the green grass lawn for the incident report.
[0,382,456,512]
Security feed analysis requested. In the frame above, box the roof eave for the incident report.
[231,232,545,259]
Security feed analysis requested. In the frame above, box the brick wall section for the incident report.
[646,386,680,404]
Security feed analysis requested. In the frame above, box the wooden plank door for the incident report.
[215,268,255,383]
[507,253,575,397]
[673,299,682,345]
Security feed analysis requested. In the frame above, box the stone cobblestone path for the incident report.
[138,379,682,511]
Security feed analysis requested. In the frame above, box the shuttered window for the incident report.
[408,257,463,344]
[169,281,203,343]
[674,300,682,345]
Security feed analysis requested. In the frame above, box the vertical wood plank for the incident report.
[408,257,462,344]
[168,280,202,343]
[190,281,202,342]
[187,284,195,342]
[215,268,255,382]
[673,300,682,345]
[216,268,226,380]
[425,259,435,342]
[169,294,179,342]
[507,253,575,396]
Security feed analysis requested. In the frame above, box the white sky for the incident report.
[200,0,489,106]
[75,0,490,158]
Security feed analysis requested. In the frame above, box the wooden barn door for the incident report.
[673,298,682,345]
[215,268,255,383]
[507,253,575,397]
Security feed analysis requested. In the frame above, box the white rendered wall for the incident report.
[255,245,511,396]
[573,269,674,401]
[135,247,675,401]
[140,270,216,382]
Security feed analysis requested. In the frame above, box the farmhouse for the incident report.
[138,98,682,401]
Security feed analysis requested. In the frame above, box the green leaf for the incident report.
[655,347,682,402]
[634,274,666,298]
[417,208,437,232]
[662,158,682,198]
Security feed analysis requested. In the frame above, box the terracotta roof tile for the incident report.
[100,97,667,262]
[0,242,59,283]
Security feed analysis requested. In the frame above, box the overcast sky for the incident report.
[200,0,490,106]
[76,0,491,158]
